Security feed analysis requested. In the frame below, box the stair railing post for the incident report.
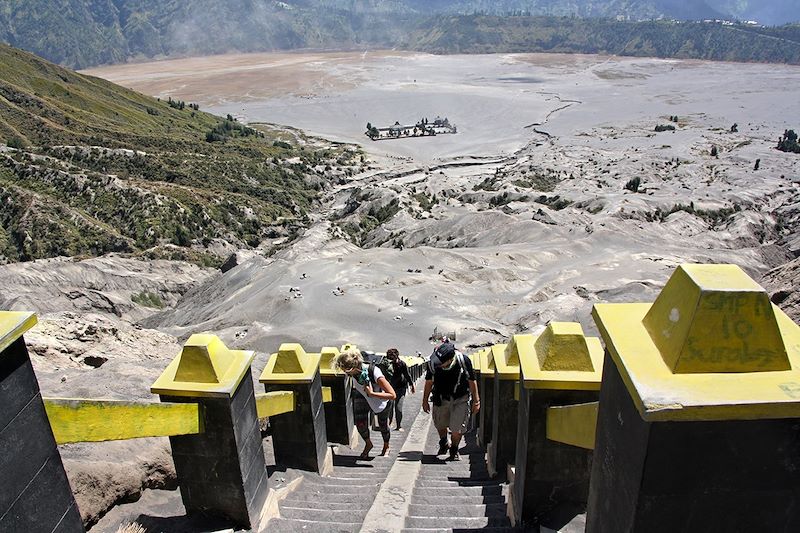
[0,311,84,532]
[477,346,497,449]
[320,347,357,447]
[151,334,268,529]
[468,351,483,432]
[588,264,800,532]
[487,343,516,478]
[259,343,331,475]
[510,323,603,528]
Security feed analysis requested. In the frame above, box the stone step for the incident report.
[332,462,394,470]
[404,516,512,529]
[279,500,362,512]
[416,474,491,482]
[417,468,489,478]
[299,479,380,493]
[416,478,501,488]
[400,527,523,533]
[408,502,508,518]
[411,494,505,506]
[330,469,391,478]
[303,475,385,486]
[283,491,377,505]
[279,506,367,523]
[412,485,503,497]
[265,518,360,532]
[419,460,487,467]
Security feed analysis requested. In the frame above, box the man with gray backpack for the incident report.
[422,340,480,461]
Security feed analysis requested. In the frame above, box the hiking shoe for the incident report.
[437,441,450,455]
[447,451,460,461]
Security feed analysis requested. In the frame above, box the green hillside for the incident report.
[405,16,800,63]
[0,43,361,264]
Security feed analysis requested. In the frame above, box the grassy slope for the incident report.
[0,43,361,264]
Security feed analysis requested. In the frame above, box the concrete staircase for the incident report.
[267,436,396,532]
[265,382,518,532]
[401,427,519,533]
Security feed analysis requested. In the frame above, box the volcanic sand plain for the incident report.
[83,51,800,355]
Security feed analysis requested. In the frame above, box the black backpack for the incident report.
[429,351,468,399]
[361,350,395,386]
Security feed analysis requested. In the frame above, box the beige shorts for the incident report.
[432,395,471,433]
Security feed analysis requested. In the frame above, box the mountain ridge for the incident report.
[0,1,798,69]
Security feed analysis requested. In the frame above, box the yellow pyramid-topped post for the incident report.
[496,336,527,379]
[488,338,529,477]
[151,333,266,529]
[319,345,356,447]
[592,263,800,421]
[0,310,38,354]
[0,310,85,532]
[511,322,604,527]
[173,335,234,384]
[586,264,800,533]
[535,322,595,372]
[319,346,340,377]
[477,345,497,449]
[152,334,255,398]
[520,322,604,391]
[259,343,321,384]
[259,342,330,475]
[642,264,789,373]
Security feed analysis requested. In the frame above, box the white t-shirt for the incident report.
[351,364,389,413]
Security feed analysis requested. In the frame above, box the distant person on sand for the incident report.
[386,348,416,431]
[334,348,396,458]
[422,340,479,461]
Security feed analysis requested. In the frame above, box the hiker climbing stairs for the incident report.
[265,378,425,532]
[264,375,519,533]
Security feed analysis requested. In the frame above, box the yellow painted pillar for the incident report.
[0,311,84,532]
[510,322,604,528]
[259,343,330,475]
[588,264,800,532]
[151,334,266,529]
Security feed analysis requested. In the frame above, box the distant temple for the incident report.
[365,116,457,140]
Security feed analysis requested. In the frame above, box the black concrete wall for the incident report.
[322,375,354,445]
[489,376,518,477]
[265,371,328,473]
[163,375,268,529]
[587,351,800,532]
[478,372,494,448]
[513,383,597,529]
[0,338,84,532]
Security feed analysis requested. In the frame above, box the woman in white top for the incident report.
[334,348,397,458]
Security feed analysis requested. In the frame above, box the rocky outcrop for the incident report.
[762,257,800,323]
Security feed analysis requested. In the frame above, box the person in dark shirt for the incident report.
[422,341,480,460]
[387,348,416,431]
